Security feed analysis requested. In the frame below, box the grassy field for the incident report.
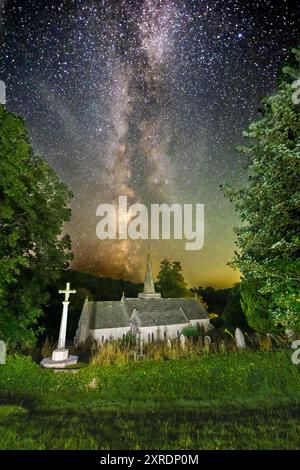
[0,351,300,449]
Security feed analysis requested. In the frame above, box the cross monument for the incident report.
[40,282,78,368]
[57,283,76,349]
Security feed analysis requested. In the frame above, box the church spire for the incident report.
[138,251,161,299]
[143,252,155,294]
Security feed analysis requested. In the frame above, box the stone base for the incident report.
[52,348,69,361]
[40,355,78,369]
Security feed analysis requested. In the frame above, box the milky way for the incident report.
[1,0,299,287]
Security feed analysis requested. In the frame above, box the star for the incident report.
[1,0,299,287]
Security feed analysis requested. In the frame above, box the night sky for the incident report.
[1,0,299,288]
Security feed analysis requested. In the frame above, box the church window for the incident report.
[148,333,151,342]
[177,330,180,338]
[151,332,154,342]
[164,330,167,339]
[102,335,105,343]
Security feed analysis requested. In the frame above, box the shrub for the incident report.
[182,325,201,338]
[240,279,274,333]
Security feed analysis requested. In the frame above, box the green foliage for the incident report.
[182,324,202,338]
[224,283,248,328]
[122,331,136,346]
[223,48,300,332]
[1,352,300,449]
[0,106,73,347]
[0,403,300,450]
[1,351,300,401]
[240,278,274,332]
[157,259,192,298]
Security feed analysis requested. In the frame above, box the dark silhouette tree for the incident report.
[223,48,300,332]
[157,259,192,298]
[0,106,73,347]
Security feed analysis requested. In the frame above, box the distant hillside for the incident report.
[59,269,143,300]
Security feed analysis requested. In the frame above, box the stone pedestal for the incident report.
[40,282,78,369]
[41,348,78,369]
[40,353,78,369]
[52,348,69,361]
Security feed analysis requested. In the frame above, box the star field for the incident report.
[1,0,299,287]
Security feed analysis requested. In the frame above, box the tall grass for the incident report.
[90,331,290,365]
[35,328,291,366]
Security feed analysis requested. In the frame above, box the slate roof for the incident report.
[86,297,208,330]
[89,301,129,329]
[174,298,208,320]
[132,307,188,327]
[125,298,208,321]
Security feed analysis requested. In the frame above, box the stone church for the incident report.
[75,254,210,345]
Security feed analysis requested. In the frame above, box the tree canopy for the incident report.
[223,48,300,332]
[0,105,73,347]
[156,259,192,298]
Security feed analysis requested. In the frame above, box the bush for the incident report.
[121,332,136,347]
[240,279,274,333]
[182,325,202,338]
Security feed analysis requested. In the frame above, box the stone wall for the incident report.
[88,319,210,344]
[139,319,210,342]
[90,326,131,343]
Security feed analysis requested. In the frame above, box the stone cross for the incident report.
[180,334,186,350]
[59,282,77,302]
[235,328,246,349]
[0,340,6,365]
[57,282,76,350]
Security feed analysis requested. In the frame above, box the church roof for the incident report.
[85,297,208,330]
[173,298,209,320]
[125,298,208,321]
[89,301,129,329]
[132,307,188,327]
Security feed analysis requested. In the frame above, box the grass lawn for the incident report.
[0,351,300,449]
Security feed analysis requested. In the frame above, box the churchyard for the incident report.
[0,280,299,450]
[1,338,300,449]
[1,286,300,450]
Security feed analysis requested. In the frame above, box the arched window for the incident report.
[102,335,105,343]
[177,330,180,338]
[122,333,125,339]
[164,330,167,339]
[152,332,154,342]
